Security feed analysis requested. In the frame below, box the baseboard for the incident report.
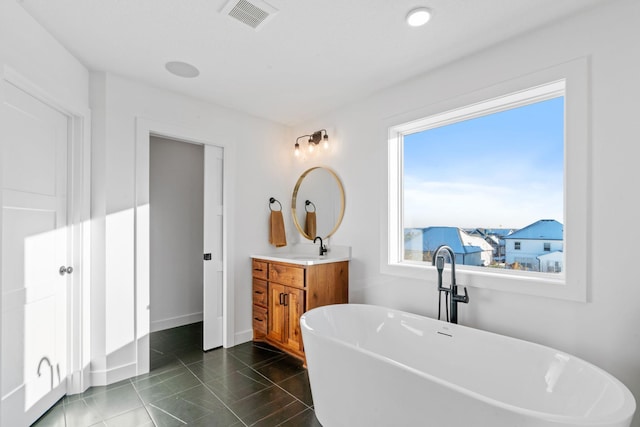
[67,365,92,395]
[150,312,203,332]
[234,329,253,347]
[89,361,137,387]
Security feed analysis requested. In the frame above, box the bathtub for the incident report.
[300,304,636,427]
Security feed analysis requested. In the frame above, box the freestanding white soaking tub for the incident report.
[300,304,636,427]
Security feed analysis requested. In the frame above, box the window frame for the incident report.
[382,58,589,302]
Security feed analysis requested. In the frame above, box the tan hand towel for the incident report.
[269,210,287,247]
[305,211,317,238]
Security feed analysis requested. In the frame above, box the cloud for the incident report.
[403,176,562,229]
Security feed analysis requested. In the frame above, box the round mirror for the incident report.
[292,167,345,240]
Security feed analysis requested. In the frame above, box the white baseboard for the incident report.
[233,329,253,347]
[150,312,203,332]
[90,361,137,387]
[66,365,91,395]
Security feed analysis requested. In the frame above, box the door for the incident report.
[1,81,70,425]
[267,282,286,343]
[267,284,305,352]
[203,145,224,350]
[284,287,304,352]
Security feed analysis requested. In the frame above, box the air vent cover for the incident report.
[221,0,278,30]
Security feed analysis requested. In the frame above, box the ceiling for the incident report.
[19,0,606,126]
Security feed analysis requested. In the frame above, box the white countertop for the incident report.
[252,244,351,266]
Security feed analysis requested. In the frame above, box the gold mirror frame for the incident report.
[291,167,345,240]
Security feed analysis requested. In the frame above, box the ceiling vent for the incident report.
[221,0,278,30]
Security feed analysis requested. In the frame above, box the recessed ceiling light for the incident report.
[406,7,432,27]
[165,61,200,78]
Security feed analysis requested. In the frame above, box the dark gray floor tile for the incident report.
[255,354,306,384]
[84,383,143,419]
[187,355,248,382]
[149,391,214,424]
[79,378,132,398]
[134,367,201,404]
[151,324,202,357]
[277,370,314,406]
[176,385,243,425]
[131,363,185,389]
[31,402,66,427]
[204,368,272,405]
[64,399,103,427]
[279,408,323,427]
[150,352,184,372]
[227,342,286,368]
[63,392,84,405]
[176,384,227,412]
[172,346,212,365]
[252,400,308,427]
[145,404,186,427]
[227,385,296,425]
[188,413,245,427]
[103,407,154,427]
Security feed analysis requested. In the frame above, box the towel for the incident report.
[269,210,287,247]
[305,211,317,238]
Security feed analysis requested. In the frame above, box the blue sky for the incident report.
[403,96,564,229]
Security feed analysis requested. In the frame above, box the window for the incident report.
[544,242,551,252]
[399,81,564,272]
[385,58,589,301]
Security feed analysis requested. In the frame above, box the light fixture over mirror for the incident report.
[294,129,329,157]
[292,167,345,240]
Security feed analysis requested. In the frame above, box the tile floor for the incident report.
[32,323,322,426]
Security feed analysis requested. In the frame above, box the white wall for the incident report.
[149,136,204,331]
[0,0,88,113]
[292,0,640,423]
[89,71,290,383]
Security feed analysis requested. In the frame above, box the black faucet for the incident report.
[313,236,327,256]
[432,245,469,324]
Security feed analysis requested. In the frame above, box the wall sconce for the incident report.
[294,129,329,157]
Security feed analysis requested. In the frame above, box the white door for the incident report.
[1,81,70,425]
[202,145,223,350]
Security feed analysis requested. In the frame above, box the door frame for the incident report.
[0,65,91,420]
[134,118,235,375]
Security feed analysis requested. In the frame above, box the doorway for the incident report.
[134,119,229,376]
[149,136,205,335]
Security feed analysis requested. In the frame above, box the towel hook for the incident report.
[269,197,282,212]
[305,200,316,213]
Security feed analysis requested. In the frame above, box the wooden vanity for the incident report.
[251,257,349,360]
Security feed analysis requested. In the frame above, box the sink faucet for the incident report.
[313,236,327,256]
[432,245,469,324]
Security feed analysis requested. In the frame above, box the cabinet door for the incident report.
[267,282,286,343]
[285,287,305,353]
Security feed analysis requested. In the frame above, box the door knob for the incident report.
[59,266,73,275]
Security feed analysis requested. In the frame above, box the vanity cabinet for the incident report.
[267,282,305,353]
[251,258,349,359]
[251,261,268,339]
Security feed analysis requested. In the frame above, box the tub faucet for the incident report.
[432,245,469,324]
[314,236,327,256]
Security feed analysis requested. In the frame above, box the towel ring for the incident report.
[305,200,316,213]
[269,197,282,212]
